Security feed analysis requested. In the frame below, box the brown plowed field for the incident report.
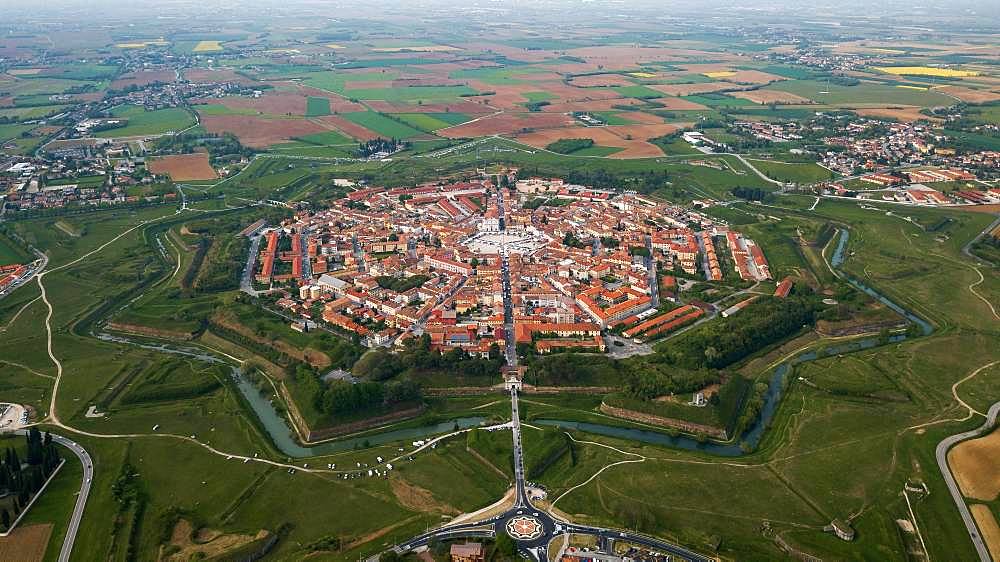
[949,428,1000,501]
[720,70,786,85]
[312,115,381,141]
[854,106,941,122]
[730,90,813,104]
[533,81,622,101]
[515,122,685,159]
[147,153,218,181]
[293,86,367,112]
[0,523,51,562]
[199,115,327,147]
[439,112,574,138]
[218,92,307,115]
[570,73,635,88]
[649,82,733,96]
[565,46,729,67]
[972,505,1000,562]
[344,80,398,90]
[183,68,255,85]
[621,112,665,124]
[936,85,1000,103]
[111,69,176,89]
[655,96,710,110]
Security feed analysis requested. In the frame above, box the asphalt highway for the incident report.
[937,401,1000,562]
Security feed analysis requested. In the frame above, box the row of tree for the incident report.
[314,379,422,418]
[657,296,818,370]
[0,429,62,532]
[358,138,406,158]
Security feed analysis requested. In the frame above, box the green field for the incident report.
[292,130,354,145]
[341,111,427,138]
[303,71,398,94]
[304,96,331,117]
[342,85,478,102]
[0,104,68,121]
[392,112,469,132]
[745,159,835,184]
[571,145,626,156]
[764,79,956,107]
[94,105,197,138]
[0,233,30,265]
[0,123,36,144]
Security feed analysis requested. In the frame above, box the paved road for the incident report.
[936,401,1000,562]
[10,429,93,562]
[391,385,711,562]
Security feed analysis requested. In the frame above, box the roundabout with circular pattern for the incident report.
[505,515,545,541]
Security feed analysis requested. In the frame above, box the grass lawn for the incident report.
[94,105,197,138]
[341,111,427,139]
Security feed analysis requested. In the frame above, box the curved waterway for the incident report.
[539,229,932,455]
[96,333,486,458]
[100,229,932,458]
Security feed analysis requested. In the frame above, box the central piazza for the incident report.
[250,172,773,355]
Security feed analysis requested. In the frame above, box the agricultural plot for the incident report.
[744,159,834,184]
[0,524,51,562]
[293,130,354,145]
[681,93,756,108]
[342,85,478,102]
[94,106,196,138]
[391,112,469,132]
[764,79,956,107]
[193,40,225,52]
[340,111,432,139]
[305,96,331,117]
[0,233,30,265]
[146,153,218,181]
[199,114,328,147]
[948,429,1000,501]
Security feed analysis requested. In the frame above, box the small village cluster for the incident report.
[249,173,772,351]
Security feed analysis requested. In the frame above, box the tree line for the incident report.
[0,429,62,532]
[352,334,503,382]
[656,295,817,370]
